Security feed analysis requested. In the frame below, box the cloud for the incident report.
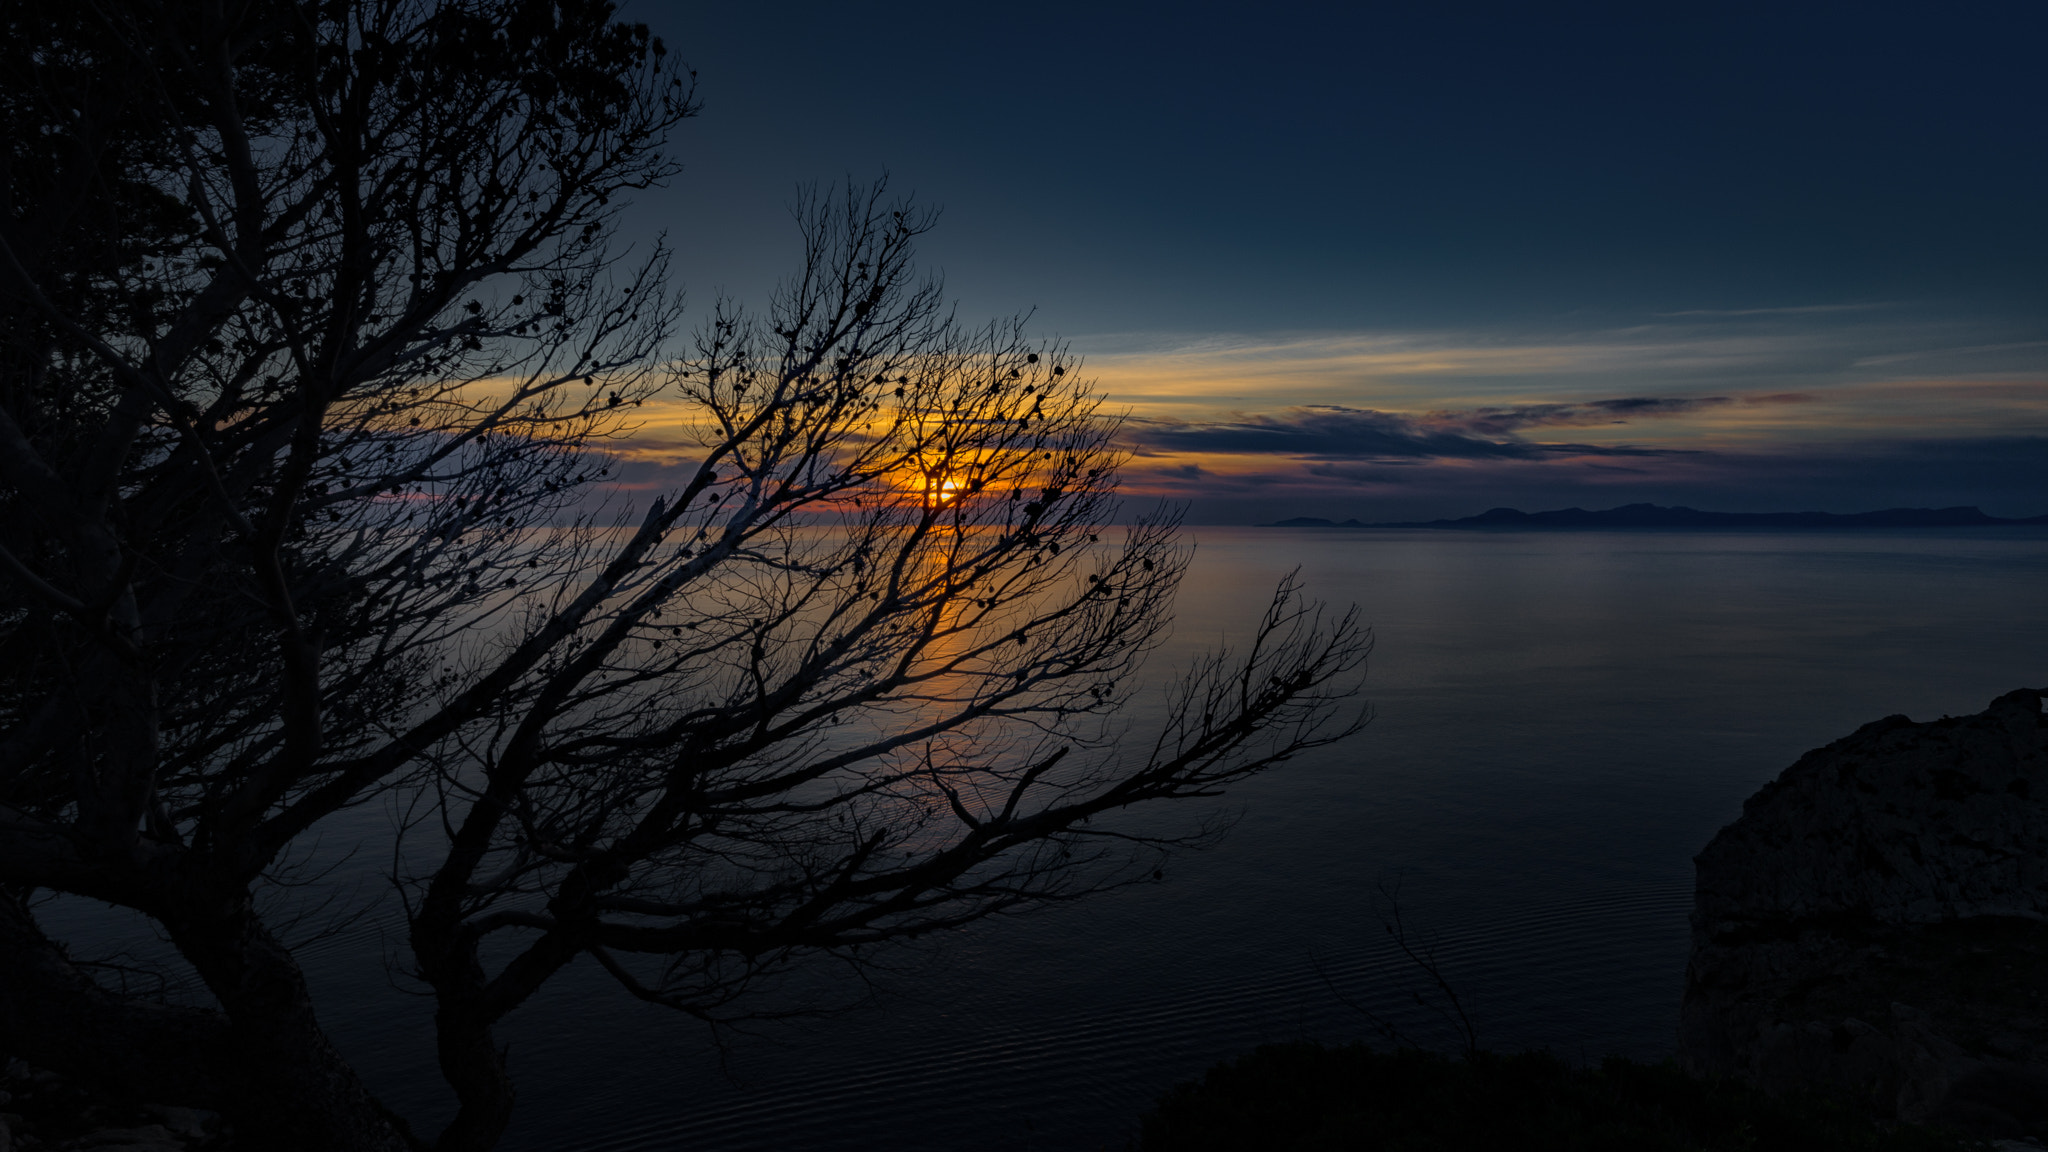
[1079,311,2046,427]
[1427,396,1737,436]
[591,306,2047,525]
[1651,303,1895,318]
[1124,400,1701,461]
[1850,341,2048,368]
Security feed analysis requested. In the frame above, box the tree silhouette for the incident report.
[0,2,1369,1149]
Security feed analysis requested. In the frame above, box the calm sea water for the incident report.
[41,527,2048,1149]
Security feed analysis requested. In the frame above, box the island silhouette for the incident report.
[1264,503,2048,529]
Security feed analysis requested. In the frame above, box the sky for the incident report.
[613,0,2046,523]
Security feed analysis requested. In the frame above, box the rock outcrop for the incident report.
[0,1059,223,1151]
[1680,687,2048,1141]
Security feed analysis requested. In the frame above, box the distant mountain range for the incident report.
[1265,503,2048,529]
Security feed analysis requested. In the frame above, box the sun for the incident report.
[911,459,988,508]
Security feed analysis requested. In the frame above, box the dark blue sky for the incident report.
[618,0,2047,520]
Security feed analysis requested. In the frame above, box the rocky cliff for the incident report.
[1680,687,2048,1140]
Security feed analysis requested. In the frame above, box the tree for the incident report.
[0,2,1370,1150]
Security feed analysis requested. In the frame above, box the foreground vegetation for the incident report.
[1140,1044,1990,1152]
[0,0,1365,1147]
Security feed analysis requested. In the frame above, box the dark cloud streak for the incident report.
[1158,436,2048,524]
[1432,396,1733,436]
[1124,400,1705,461]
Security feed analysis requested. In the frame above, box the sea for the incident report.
[39,526,2048,1150]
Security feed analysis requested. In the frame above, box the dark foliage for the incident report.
[0,2,1368,1149]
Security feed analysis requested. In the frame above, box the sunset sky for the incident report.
[620,0,2045,523]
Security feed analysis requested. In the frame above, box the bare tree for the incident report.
[0,3,1370,1150]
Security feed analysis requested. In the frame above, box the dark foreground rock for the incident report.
[0,1058,225,1151]
[1680,687,2048,1141]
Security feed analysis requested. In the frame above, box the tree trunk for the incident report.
[430,1004,517,1152]
[162,893,418,1152]
[416,919,584,1152]
[0,891,233,1107]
